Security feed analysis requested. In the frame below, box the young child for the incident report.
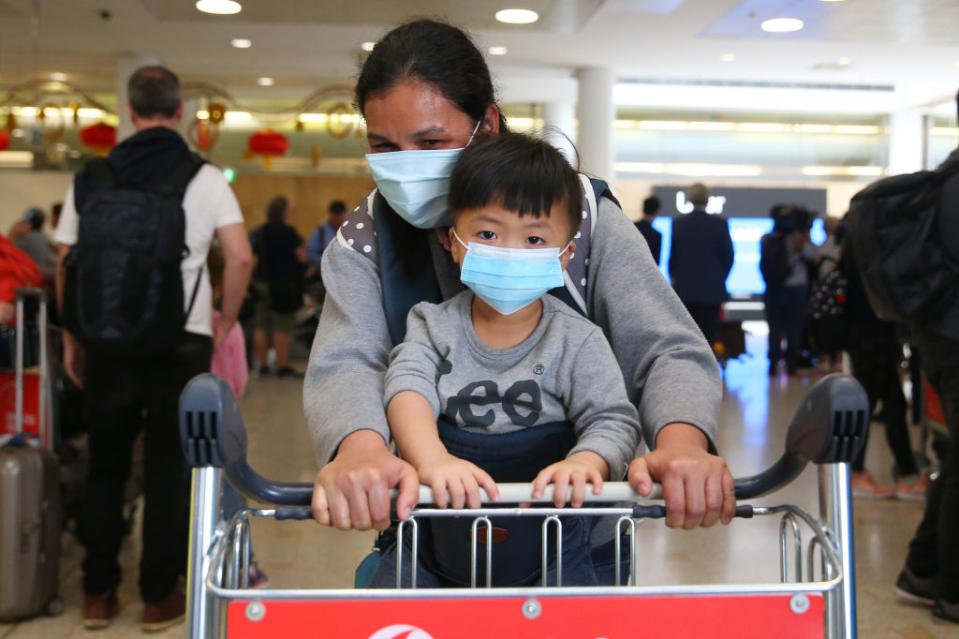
[372,133,642,588]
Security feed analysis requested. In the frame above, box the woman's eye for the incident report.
[527,236,545,245]
[478,231,497,240]
[421,139,442,148]
[372,142,397,152]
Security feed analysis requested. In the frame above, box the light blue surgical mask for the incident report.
[453,229,572,315]
[365,120,482,229]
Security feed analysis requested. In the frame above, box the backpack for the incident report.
[61,152,205,354]
[759,231,790,287]
[807,256,849,351]
[846,162,959,324]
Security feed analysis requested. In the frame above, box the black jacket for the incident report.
[668,209,735,305]
[635,219,662,265]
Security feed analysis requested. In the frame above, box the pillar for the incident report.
[887,110,925,174]
[543,100,577,165]
[575,67,615,183]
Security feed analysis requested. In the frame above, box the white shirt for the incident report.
[54,163,244,337]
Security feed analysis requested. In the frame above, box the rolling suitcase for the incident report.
[0,288,62,620]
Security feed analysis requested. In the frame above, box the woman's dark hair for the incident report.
[329,200,347,215]
[355,19,507,132]
[267,196,288,222]
[449,133,583,240]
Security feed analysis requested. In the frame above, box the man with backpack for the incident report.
[847,90,959,623]
[53,66,252,631]
[760,205,815,375]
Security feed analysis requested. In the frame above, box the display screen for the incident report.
[651,217,825,296]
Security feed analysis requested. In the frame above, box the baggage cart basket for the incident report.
[179,373,869,639]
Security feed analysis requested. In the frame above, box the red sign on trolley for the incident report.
[227,593,825,639]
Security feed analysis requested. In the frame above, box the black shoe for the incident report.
[895,567,935,606]
[258,365,271,376]
[933,599,959,623]
[275,366,303,379]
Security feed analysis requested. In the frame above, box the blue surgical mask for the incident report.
[366,120,481,229]
[453,229,572,315]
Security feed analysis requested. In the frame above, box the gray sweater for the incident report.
[385,291,641,480]
[304,191,721,466]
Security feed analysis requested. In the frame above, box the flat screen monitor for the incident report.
[650,217,825,297]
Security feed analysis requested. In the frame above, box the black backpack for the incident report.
[807,256,849,351]
[846,162,959,324]
[61,152,205,354]
[759,231,790,287]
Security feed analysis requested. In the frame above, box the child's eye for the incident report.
[421,139,442,148]
[478,230,497,240]
[371,142,398,152]
[527,236,545,245]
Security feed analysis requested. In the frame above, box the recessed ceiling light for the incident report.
[50,72,68,82]
[954,60,959,68]
[257,77,274,87]
[231,38,252,49]
[837,56,851,66]
[761,17,804,33]
[495,9,539,24]
[196,0,242,15]
[488,46,508,56]
[720,53,736,62]
[360,41,376,52]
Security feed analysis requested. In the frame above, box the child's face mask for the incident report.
[365,120,482,229]
[452,228,571,315]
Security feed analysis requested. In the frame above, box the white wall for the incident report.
[0,170,73,234]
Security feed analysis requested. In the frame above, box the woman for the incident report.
[305,20,734,540]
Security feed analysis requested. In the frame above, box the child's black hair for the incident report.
[448,133,583,239]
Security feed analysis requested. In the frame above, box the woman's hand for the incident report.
[418,453,499,509]
[532,451,608,507]
[311,430,419,530]
[628,423,735,529]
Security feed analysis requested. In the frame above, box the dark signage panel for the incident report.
[650,186,827,219]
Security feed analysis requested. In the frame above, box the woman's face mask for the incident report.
[365,120,481,229]
[452,228,572,315]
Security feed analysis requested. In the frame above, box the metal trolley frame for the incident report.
[180,373,869,639]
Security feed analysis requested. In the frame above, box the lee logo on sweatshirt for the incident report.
[445,379,542,428]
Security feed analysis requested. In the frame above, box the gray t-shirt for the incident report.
[14,230,56,281]
[384,291,641,480]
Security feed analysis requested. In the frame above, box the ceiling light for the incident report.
[49,72,68,82]
[231,38,252,48]
[488,46,508,56]
[761,17,804,33]
[954,60,959,68]
[360,41,376,52]
[639,120,688,130]
[196,0,242,15]
[224,111,252,121]
[689,121,735,131]
[720,53,736,62]
[495,9,539,24]
[737,122,787,132]
[837,56,851,66]
[257,77,274,87]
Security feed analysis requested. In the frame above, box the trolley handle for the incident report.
[179,373,870,508]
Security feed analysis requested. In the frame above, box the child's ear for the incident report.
[560,241,576,270]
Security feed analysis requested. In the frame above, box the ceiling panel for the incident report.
[139,0,606,33]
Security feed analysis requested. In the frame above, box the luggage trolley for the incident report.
[180,373,869,639]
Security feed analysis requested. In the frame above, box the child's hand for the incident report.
[532,452,608,507]
[418,454,500,509]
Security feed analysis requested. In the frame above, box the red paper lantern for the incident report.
[80,123,117,154]
[248,129,289,156]
[0,130,9,151]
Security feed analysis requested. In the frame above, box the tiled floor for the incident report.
[1,332,955,637]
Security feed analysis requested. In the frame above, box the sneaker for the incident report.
[82,590,119,629]
[275,366,303,379]
[933,599,959,623]
[141,592,185,633]
[896,474,929,501]
[895,566,935,605]
[851,471,895,498]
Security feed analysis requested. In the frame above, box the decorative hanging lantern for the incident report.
[311,144,321,167]
[80,122,117,155]
[188,118,219,151]
[247,129,289,169]
[0,130,10,151]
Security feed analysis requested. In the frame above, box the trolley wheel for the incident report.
[44,596,65,616]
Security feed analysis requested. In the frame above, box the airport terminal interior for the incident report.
[1,0,959,637]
